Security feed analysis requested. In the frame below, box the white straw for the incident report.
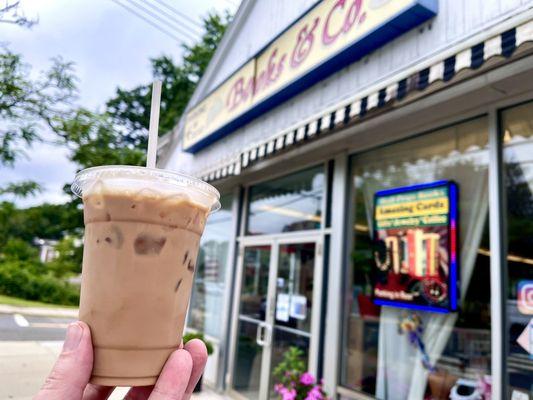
[146,80,162,168]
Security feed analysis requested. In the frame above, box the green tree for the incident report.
[0,8,232,305]
[1,47,76,199]
[48,236,83,277]
[0,237,38,261]
[0,10,231,305]
[57,108,145,168]
[56,11,231,173]
[0,181,42,198]
[182,12,230,79]
[0,202,17,247]
[104,12,230,147]
[1,6,62,198]
[0,49,77,166]
[0,201,82,248]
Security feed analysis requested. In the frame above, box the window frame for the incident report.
[330,92,533,398]
[239,161,332,240]
[338,114,492,396]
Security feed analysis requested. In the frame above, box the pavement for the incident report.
[0,304,78,318]
[0,306,228,400]
[0,313,76,341]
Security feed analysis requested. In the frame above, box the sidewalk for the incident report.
[111,386,230,399]
[0,340,229,400]
[192,388,231,400]
[0,340,63,400]
[0,305,228,399]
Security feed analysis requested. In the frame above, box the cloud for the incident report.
[0,142,76,208]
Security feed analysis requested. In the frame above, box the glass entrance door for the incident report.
[230,239,322,400]
[232,245,272,399]
[269,242,316,398]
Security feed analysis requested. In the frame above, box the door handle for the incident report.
[256,323,266,346]
[256,322,272,347]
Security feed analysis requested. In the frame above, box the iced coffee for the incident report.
[72,166,220,386]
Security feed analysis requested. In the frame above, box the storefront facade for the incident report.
[160,1,533,398]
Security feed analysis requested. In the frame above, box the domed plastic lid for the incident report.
[71,165,220,213]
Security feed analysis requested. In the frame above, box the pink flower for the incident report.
[280,387,296,400]
[300,372,315,385]
[304,385,324,400]
[274,384,284,394]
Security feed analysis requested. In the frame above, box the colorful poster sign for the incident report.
[372,180,459,313]
[183,0,438,152]
[517,280,533,315]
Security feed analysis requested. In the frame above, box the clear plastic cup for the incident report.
[72,166,220,386]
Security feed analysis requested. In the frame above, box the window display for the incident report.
[341,117,491,399]
[372,180,459,312]
[502,102,533,397]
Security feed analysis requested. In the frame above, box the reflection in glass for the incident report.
[233,320,264,398]
[188,195,233,338]
[502,102,533,395]
[247,166,325,235]
[342,117,492,399]
[275,243,315,332]
[240,246,271,320]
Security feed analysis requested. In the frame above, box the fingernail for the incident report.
[63,322,82,351]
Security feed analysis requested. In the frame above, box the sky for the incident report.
[1,0,238,207]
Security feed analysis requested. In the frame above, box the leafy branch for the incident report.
[0,49,78,166]
[0,180,42,198]
[0,1,37,28]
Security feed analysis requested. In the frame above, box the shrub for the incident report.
[0,260,79,306]
[183,331,214,355]
[0,238,39,262]
[47,236,83,277]
[273,347,329,400]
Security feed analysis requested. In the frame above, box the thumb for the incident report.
[34,321,93,400]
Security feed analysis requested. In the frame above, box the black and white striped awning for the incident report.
[198,19,533,183]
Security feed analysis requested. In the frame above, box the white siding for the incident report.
[207,0,318,91]
[165,0,533,174]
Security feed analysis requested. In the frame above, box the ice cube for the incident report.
[164,192,191,204]
[132,188,160,202]
[134,234,167,255]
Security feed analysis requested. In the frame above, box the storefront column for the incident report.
[488,108,508,400]
[218,186,242,390]
[323,152,348,398]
